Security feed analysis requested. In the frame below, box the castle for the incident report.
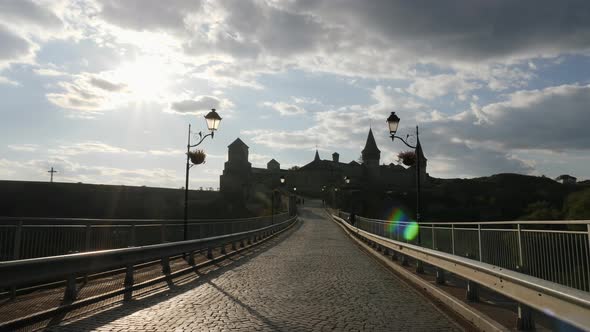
[220,129,428,201]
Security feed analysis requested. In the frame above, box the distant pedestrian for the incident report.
[349,213,356,226]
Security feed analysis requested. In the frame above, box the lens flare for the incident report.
[403,221,419,240]
[384,207,419,241]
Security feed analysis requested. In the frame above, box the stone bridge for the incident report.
[1,200,589,331]
[46,200,460,331]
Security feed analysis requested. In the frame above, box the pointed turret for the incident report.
[314,149,320,161]
[415,136,428,184]
[416,137,427,164]
[361,128,381,167]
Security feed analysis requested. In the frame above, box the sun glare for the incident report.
[113,56,173,101]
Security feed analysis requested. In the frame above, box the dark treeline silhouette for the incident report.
[338,173,590,221]
[0,181,255,219]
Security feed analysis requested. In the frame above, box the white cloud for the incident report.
[0,24,35,69]
[170,95,234,114]
[7,144,39,152]
[0,0,67,70]
[261,101,307,116]
[46,73,128,112]
[0,75,20,86]
[249,153,273,167]
[47,141,142,156]
[148,149,185,156]
[0,157,187,188]
[407,74,480,100]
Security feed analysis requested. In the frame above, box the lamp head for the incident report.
[386,112,400,137]
[204,108,222,131]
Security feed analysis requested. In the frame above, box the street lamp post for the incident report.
[271,175,286,225]
[386,112,424,272]
[184,109,222,241]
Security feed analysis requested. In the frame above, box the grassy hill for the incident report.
[424,173,578,221]
[352,173,589,221]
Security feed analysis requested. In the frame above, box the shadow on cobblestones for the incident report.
[299,208,325,220]
[208,281,283,330]
[47,220,303,331]
[48,201,462,331]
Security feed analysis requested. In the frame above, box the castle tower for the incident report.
[361,128,381,168]
[220,138,252,193]
[267,159,280,171]
[332,152,339,163]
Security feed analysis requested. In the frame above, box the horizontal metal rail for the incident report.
[339,211,590,292]
[0,213,290,261]
[0,215,297,290]
[333,214,590,331]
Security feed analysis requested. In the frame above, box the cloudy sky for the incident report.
[1,0,590,188]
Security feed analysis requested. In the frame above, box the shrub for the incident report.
[397,150,416,166]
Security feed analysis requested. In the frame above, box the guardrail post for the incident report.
[515,265,534,330]
[207,247,213,259]
[517,304,534,331]
[434,249,446,284]
[435,266,446,284]
[13,220,22,260]
[221,243,227,255]
[432,226,436,250]
[401,254,409,266]
[83,223,92,283]
[124,264,134,300]
[465,254,479,302]
[9,221,23,298]
[240,239,245,248]
[466,279,479,302]
[451,224,455,255]
[9,220,21,299]
[85,223,91,252]
[130,223,136,247]
[64,275,77,301]
[161,257,171,274]
[478,224,483,261]
[188,251,195,266]
[517,223,524,269]
[416,260,424,274]
[391,249,398,261]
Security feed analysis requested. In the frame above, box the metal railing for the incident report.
[339,211,590,292]
[0,215,298,330]
[0,213,290,261]
[332,213,590,331]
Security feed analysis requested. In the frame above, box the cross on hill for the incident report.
[48,167,57,183]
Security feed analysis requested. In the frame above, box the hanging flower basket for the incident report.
[188,149,206,165]
[397,150,416,166]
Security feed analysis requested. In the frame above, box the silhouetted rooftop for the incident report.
[229,138,249,149]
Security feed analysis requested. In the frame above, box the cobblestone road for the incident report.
[51,200,462,331]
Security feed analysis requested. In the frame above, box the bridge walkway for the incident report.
[49,200,463,331]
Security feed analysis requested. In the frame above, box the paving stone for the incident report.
[49,200,461,332]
